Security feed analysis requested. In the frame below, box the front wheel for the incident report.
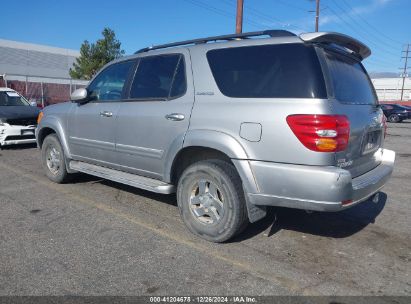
[388,114,400,123]
[177,160,248,243]
[41,134,71,183]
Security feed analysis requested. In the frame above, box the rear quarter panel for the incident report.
[188,44,336,166]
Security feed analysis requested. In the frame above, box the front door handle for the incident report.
[100,111,113,117]
[165,113,185,121]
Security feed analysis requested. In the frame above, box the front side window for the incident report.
[0,91,30,106]
[88,61,134,102]
[207,44,327,98]
[325,50,377,105]
[129,54,186,100]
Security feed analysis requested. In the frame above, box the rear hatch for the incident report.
[319,46,384,178]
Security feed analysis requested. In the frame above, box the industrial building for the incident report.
[372,77,411,102]
[0,39,88,106]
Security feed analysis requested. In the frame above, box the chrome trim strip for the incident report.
[69,136,115,150]
[115,143,163,159]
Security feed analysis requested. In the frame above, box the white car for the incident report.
[0,88,40,147]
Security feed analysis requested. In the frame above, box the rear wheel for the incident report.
[41,134,71,183]
[388,114,400,123]
[177,159,248,243]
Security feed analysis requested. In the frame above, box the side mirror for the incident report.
[70,88,88,103]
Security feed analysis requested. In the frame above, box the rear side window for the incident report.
[129,54,186,100]
[324,50,377,105]
[206,44,327,98]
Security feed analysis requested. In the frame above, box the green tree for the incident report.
[70,28,125,80]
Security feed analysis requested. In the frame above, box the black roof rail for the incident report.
[135,30,296,54]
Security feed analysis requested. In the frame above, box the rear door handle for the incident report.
[100,111,113,117]
[165,113,185,121]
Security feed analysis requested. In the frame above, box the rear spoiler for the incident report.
[299,32,371,60]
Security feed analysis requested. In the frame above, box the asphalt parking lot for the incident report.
[0,123,410,296]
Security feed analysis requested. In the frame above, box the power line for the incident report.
[275,0,307,12]
[221,0,304,32]
[339,0,403,45]
[358,49,399,66]
[182,0,261,29]
[324,6,400,58]
[242,4,304,32]
[365,59,399,68]
[330,0,400,53]
[183,0,402,74]
[328,7,398,57]
[366,56,398,65]
[185,0,299,32]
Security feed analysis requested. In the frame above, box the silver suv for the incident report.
[36,30,395,242]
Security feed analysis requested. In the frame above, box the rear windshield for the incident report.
[324,50,377,105]
[206,43,327,98]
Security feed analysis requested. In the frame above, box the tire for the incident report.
[177,159,248,243]
[388,114,400,123]
[41,134,70,183]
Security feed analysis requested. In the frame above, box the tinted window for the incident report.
[206,44,326,98]
[88,61,134,101]
[130,54,185,99]
[325,50,377,105]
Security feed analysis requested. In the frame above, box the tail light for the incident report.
[286,114,350,152]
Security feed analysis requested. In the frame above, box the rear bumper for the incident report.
[0,125,36,146]
[246,149,395,212]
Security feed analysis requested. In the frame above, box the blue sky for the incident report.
[0,0,409,73]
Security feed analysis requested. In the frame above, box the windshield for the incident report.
[324,49,377,105]
[0,91,30,106]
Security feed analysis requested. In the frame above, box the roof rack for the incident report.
[135,30,296,54]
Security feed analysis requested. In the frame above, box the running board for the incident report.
[69,161,175,194]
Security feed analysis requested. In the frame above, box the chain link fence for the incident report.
[0,74,88,107]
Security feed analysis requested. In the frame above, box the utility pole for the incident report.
[400,43,410,101]
[315,0,320,32]
[235,0,244,34]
